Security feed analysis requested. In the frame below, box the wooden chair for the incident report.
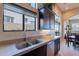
[64,33,75,47]
[73,34,79,47]
[64,34,71,47]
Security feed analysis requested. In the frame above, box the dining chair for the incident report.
[73,34,79,47]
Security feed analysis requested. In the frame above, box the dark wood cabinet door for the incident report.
[39,7,55,30]
[43,8,50,29]
[54,38,60,55]
[50,13,55,30]
[47,38,60,56]
[22,45,47,56]
[47,41,54,56]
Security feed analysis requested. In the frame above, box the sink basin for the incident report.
[16,42,32,50]
[16,39,42,50]
[30,39,42,45]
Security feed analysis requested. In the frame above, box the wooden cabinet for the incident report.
[38,7,55,30]
[50,13,55,30]
[47,41,54,56]
[22,38,60,56]
[54,38,60,55]
[43,8,50,29]
[47,38,60,56]
[22,45,47,56]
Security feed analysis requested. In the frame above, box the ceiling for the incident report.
[69,15,79,20]
[57,3,79,12]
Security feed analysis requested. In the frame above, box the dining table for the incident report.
[67,35,75,47]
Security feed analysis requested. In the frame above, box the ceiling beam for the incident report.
[63,7,79,21]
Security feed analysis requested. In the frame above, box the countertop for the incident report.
[0,35,60,56]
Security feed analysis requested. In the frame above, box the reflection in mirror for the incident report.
[4,9,23,31]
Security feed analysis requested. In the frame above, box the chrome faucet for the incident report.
[24,30,26,41]
[23,30,31,42]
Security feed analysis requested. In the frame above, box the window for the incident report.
[24,18,28,23]
[24,15,36,31]
[54,15,60,36]
[71,23,79,32]
[31,3,36,8]
[55,15,60,22]
[3,4,36,32]
[55,22,60,36]
[4,9,23,31]
[4,16,14,23]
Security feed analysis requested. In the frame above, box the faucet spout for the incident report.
[24,30,26,41]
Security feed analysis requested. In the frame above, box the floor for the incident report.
[58,40,79,56]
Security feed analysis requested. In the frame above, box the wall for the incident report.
[0,3,33,41]
[53,4,63,40]
[0,3,51,42]
[63,7,79,21]
[15,3,37,13]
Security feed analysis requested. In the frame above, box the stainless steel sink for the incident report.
[16,39,42,50]
[30,39,42,45]
[16,42,32,50]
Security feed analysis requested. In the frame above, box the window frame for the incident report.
[54,15,60,36]
[31,3,36,8]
